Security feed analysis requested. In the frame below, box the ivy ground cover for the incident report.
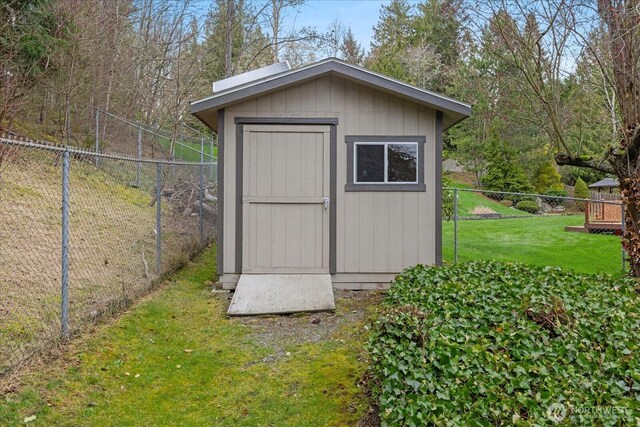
[368,261,640,426]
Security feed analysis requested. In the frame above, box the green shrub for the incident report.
[574,178,589,211]
[503,194,535,204]
[574,177,589,199]
[515,200,539,213]
[542,189,568,207]
[499,199,512,207]
[532,161,563,193]
[368,262,640,426]
[442,176,454,221]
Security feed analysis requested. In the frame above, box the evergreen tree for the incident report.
[340,27,364,66]
[532,161,564,193]
[413,0,462,66]
[574,177,589,211]
[574,177,589,199]
[410,0,463,91]
[367,0,464,92]
[200,0,271,86]
[367,0,413,80]
[0,0,62,123]
[481,140,533,194]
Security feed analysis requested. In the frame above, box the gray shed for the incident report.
[190,58,470,314]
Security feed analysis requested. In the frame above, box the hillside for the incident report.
[0,144,207,375]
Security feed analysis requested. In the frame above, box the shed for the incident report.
[588,177,619,193]
[190,58,470,314]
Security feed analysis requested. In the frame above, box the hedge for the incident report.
[515,200,539,214]
[368,261,640,426]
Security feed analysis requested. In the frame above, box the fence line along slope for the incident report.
[0,134,217,378]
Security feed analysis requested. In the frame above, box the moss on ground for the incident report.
[0,248,374,426]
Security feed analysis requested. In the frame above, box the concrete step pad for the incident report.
[227,274,335,316]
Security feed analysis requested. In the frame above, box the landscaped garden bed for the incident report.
[367,261,640,425]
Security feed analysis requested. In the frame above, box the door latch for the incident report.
[323,197,330,210]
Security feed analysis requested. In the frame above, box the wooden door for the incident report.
[242,125,330,273]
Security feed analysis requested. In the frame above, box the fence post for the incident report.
[94,109,100,167]
[621,203,626,272]
[454,188,458,264]
[199,138,205,245]
[61,149,70,338]
[156,163,162,274]
[136,126,142,188]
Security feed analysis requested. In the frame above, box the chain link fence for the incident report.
[444,187,625,275]
[0,134,216,377]
[95,109,216,168]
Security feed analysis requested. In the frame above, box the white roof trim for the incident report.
[212,61,291,93]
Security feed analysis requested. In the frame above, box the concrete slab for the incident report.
[227,274,335,316]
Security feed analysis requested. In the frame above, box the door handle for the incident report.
[323,197,330,210]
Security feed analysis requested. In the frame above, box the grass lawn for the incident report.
[443,214,624,275]
[157,138,218,163]
[455,189,529,217]
[0,248,376,426]
[445,183,529,217]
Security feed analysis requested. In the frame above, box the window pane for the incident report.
[388,144,417,182]
[356,144,385,182]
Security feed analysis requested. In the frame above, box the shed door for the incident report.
[242,125,330,273]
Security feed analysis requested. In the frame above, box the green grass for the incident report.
[443,215,624,275]
[158,138,218,163]
[445,183,529,217]
[444,181,531,216]
[456,189,529,217]
[1,248,369,426]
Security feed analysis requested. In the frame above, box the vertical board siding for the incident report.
[315,76,331,112]
[330,76,346,112]
[388,192,405,271]
[225,76,437,275]
[418,105,436,264]
[223,111,235,274]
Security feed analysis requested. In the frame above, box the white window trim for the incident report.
[353,141,419,184]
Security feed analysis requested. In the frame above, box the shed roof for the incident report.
[588,177,619,188]
[190,58,471,132]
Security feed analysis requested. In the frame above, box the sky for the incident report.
[280,0,420,51]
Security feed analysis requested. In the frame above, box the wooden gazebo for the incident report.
[585,178,622,233]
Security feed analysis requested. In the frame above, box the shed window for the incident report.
[355,142,417,183]
[346,136,425,192]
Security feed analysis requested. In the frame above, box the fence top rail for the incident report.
[0,134,216,166]
[444,187,623,206]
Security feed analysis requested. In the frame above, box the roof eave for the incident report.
[190,59,471,132]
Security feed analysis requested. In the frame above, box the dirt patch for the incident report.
[220,289,386,425]
[445,171,477,186]
[216,290,384,362]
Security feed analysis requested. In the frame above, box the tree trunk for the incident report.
[272,0,279,62]
[102,0,120,141]
[618,173,640,275]
[225,0,234,77]
[557,125,640,276]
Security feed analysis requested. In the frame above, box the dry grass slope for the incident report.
[0,146,208,375]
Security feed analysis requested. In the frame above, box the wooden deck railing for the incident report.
[586,200,622,224]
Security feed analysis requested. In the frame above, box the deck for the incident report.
[584,200,623,234]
